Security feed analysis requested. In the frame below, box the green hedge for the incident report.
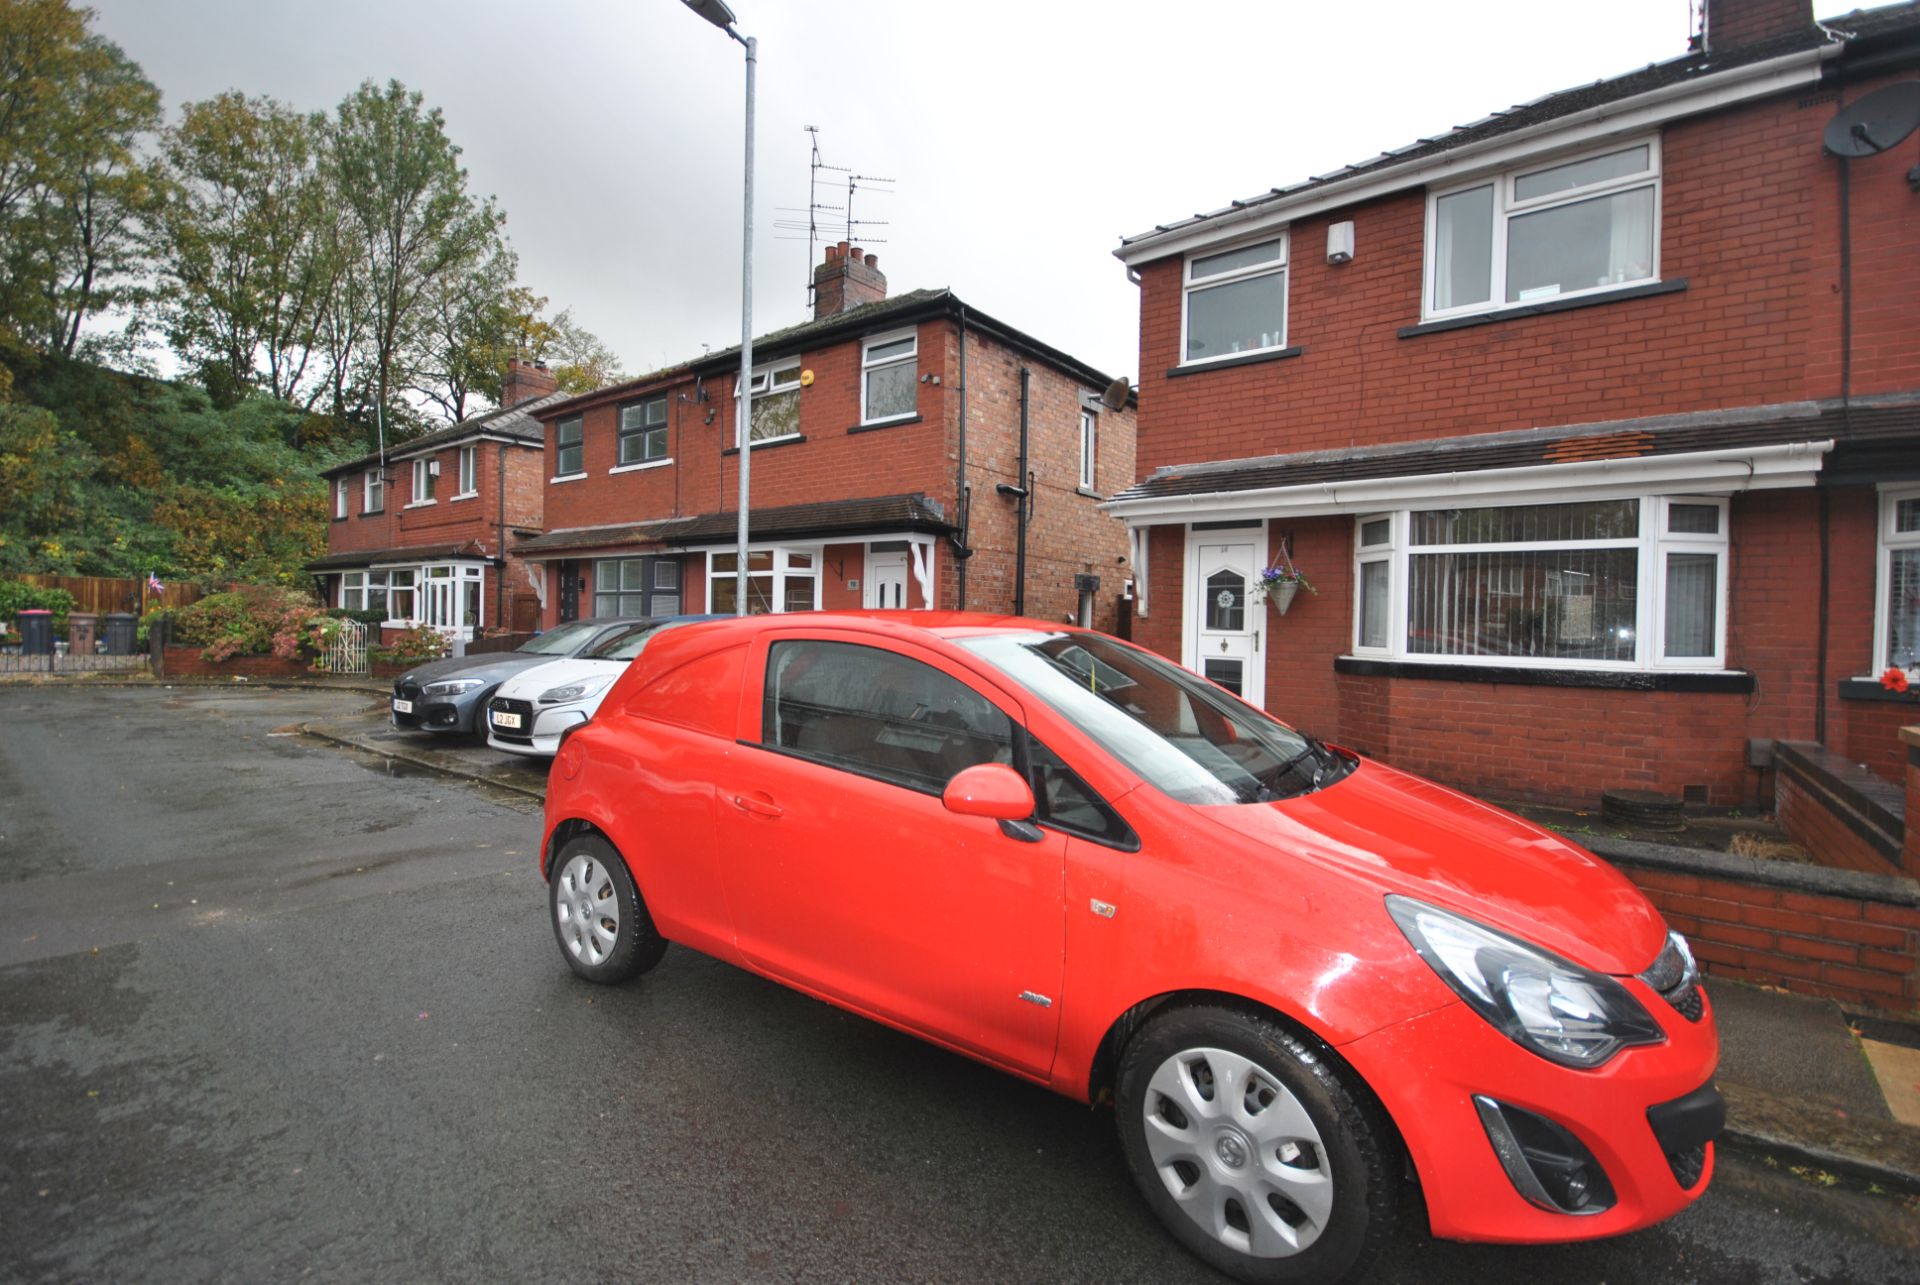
[0,580,76,631]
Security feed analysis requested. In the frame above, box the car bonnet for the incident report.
[493,656,628,701]
[1197,755,1668,975]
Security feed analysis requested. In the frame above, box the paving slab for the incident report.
[1708,980,1891,1122]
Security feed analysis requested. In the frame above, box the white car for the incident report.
[486,618,695,756]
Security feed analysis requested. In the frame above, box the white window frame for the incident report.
[1874,484,1920,674]
[1078,409,1097,491]
[1180,234,1289,367]
[859,329,918,425]
[340,569,390,615]
[363,468,383,514]
[379,561,484,639]
[735,360,804,446]
[409,457,436,506]
[705,544,822,614]
[1423,135,1662,322]
[335,478,348,519]
[1347,493,1727,672]
[453,445,478,498]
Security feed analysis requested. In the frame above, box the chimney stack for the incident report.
[502,357,559,409]
[1700,0,1815,53]
[812,240,888,320]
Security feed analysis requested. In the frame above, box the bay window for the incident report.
[860,331,917,424]
[709,548,819,615]
[1351,495,1726,669]
[1878,487,1920,673]
[1183,236,1287,364]
[1427,138,1659,319]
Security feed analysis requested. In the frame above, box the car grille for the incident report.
[1639,933,1705,1023]
[489,696,535,744]
[392,679,424,727]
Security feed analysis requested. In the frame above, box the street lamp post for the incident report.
[681,0,756,615]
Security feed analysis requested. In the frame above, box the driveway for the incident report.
[2,687,1917,1283]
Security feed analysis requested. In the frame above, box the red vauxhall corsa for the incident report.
[539,612,1721,1284]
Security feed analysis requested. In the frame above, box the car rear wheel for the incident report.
[1115,1005,1396,1284]
[548,834,667,983]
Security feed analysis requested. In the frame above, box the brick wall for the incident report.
[1620,862,1919,1010]
[1906,727,1920,869]
[161,647,313,680]
[1775,770,1901,878]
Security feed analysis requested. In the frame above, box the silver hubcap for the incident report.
[1142,1047,1334,1259]
[554,854,620,966]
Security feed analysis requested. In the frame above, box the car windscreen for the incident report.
[516,620,611,656]
[586,617,694,661]
[958,630,1346,805]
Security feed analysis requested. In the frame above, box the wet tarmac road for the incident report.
[2,686,1917,1283]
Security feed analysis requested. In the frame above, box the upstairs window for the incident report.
[363,469,383,514]
[335,478,348,519]
[456,445,477,496]
[555,416,584,477]
[1079,409,1097,491]
[619,396,670,464]
[411,457,436,504]
[1182,236,1287,364]
[1427,138,1660,318]
[861,331,917,424]
[739,362,802,443]
[1880,487,1920,673]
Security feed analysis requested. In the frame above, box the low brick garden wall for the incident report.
[1591,835,1920,1011]
[159,646,408,682]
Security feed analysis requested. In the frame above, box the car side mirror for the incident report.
[942,763,1035,823]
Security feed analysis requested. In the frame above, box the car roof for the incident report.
[664,610,1078,644]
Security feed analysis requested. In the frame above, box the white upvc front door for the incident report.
[865,549,909,609]
[1184,525,1266,707]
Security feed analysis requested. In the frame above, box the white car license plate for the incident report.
[391,698,413,714]
[493,710,523,730]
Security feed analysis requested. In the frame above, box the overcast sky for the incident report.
[90,0,1722,385]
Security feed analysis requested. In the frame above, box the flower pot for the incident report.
[1269,580,1300,615]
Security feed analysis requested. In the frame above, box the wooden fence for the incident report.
[12,574,204,617]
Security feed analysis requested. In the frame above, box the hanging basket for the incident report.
[1267,579,1301,615]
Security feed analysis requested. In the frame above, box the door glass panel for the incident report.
[1203,658,1244,696]
[1205,568,1246,632]
[765,641,1015,794]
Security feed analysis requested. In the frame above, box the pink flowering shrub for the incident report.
[173,586,333,665]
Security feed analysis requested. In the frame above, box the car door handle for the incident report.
[731,793,784,818]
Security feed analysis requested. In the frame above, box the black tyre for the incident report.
[1115,1005,1397,1284]
[548,834,668,983]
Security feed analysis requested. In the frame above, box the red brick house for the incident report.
[513,243,1135,631]
[309,360,564,643]
[1105,0,1920,811]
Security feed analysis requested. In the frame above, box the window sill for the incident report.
[1167,346,1302,378]
[360,509,384,518]
[847,415,924,435]
[1837,678,1920,704]
[449,492,478,503]
[1333,655,1753,693]
[404,500,436,510]
[610,459,673,475]
[1077,486,1105,500]
[549,473,588,484]
[331,515,349,524]
[1398,278,1688,339]
[723,434,806,457]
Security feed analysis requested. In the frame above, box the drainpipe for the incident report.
[495,439,507,633]
[955,305,970,609]
[1014,367,1030,616]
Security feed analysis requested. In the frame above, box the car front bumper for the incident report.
[1343,980,1720,1243]
[391,688,488,734]
[486,700,587,758]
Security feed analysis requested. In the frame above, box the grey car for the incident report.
[389,618,647,735]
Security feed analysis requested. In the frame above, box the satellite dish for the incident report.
[1100,375,1132,411]
[1822,81,1920,158]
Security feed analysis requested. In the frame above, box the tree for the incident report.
[323,79,503,446]
[0,0,159,354]
[403,241,522,422]
[539,308,625,395]
[146,92,335,406]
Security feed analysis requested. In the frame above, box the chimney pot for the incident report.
[865,254,878,268]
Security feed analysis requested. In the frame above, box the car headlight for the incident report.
[423,678,486,696]
[538,675,613,705]
[1386,895,1664,1069]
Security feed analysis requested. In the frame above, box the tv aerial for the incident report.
[1821,81,1920,190]
[775,127,897,308]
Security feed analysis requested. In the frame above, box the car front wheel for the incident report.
[548,834,667,983]
[1115,1005,1396,1284]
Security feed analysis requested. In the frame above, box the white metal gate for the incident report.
[323,618,369,676]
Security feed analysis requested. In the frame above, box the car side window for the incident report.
[764,640,1014,794]
[1025,735,1139,850]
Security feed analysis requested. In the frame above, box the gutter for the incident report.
[1115,45,1836,267]
[1101,440,1836,523]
